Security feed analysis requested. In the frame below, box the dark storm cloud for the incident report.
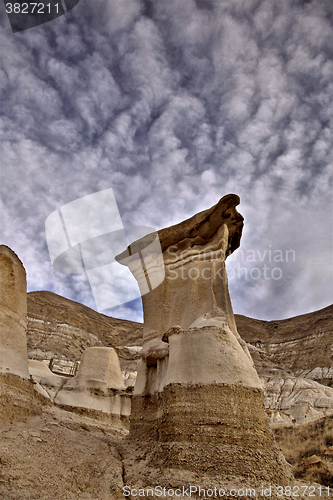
[0,0,332,321]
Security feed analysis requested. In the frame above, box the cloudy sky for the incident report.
[1,0,332,323]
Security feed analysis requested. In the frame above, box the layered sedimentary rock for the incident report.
[27,290,143,361]
[263,376,333,426]
[116,194,293,483]
[0,245,29,379]
[237,306,333,425]
[54,347,131,418]
[236,305,333,387]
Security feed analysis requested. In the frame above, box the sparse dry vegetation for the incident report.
[273,416,333,486]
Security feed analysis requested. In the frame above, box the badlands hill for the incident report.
[236,305,333,386]
[27,290,332,384]
[27,290,143,359]
[27,291,333,427]
[24,292,333,490]
[27,291,332,378]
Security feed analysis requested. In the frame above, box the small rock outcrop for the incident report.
[54,347,131,418]
[264,376,333,426]
[28,359,67,400]
[0,245,29,379]
[117,194,294,485]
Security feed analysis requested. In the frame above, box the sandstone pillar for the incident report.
[117,194,255,396]
[76,346,125,390]
[116,194,294,484]
[0,245,29,379]
[54,347,131,417]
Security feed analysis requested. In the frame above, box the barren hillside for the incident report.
[235,305,333,386]
[27,291,143,362]
[27,291,332,388]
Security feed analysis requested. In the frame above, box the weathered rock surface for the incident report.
[0,245,30,379]
[26,290,333,427]
[0,373,319,500]
[236,304,333,386]
[263,376,333,426]
[28,359,67,399]
[116,193,244,344]
[118,194,294,485]
[54,347,131,418]
[162,323,262,388]
[117,194,258,393]
[236,305,333,425]
[27,290,143,371]
[0,373,126,500]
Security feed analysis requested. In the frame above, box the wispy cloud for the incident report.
[0,0,332,321]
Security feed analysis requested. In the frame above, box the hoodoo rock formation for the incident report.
[116,194,294,485]
[25,290,333,426]
[55,347,131,419]
[1,228,331,496]
[0,245,29,379]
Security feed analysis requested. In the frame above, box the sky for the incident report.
[0,0,332,324]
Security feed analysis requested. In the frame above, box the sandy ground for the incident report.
[1,375,329,500]
[0,376,127,500]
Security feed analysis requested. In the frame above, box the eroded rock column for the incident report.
[116,194,293,483]
[0,245,29,379]
[55,347,131,417]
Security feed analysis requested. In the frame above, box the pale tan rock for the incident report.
[263,375,333,425]
[118,195,293,484]
[28,359,55,380]
[163,324,262,388]
[54,347,130,416]
[117,194,258,395]
[306,455,321,465]
[28,360,66,399]
[117,196,243,343]
[141,338,169,366]
[122,370,137,389]
[0,245,29,379]
[32,381,51,399]
[76,347,124,390]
